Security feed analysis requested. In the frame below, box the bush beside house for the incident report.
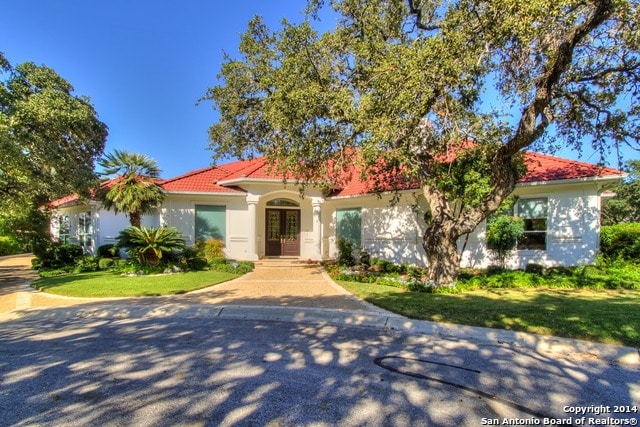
[600,223,640,262]
[32,229,253,277]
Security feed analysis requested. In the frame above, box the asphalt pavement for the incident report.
[0,254,639,426]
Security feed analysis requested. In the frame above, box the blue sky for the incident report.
[1,1,635,179]
[1,1,312,178]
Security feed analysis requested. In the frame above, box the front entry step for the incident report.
[255,258,319,268]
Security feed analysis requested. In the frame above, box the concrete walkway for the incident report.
[0,255,388,314]
[1,254,637,366]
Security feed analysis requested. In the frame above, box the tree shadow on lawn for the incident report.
[362,288,640,347]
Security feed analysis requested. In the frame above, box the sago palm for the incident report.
[116,226,185,266]
[98,150,165,227]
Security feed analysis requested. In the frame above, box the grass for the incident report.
[32,270,239,297]
[337,280,640,347]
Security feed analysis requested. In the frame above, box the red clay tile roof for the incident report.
[521,152,621,183]
[161,157,299,193]
[159,151,621,197]
[48,177,123,208]
[49,151,623,206]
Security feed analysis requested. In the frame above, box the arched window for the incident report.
[266,198,300,207]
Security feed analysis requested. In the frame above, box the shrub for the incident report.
[97,244,117,258]
[337,238,355,266]
[525,263,545,275]
[116,226,186,266]
[54,244,84,266]
[34,243,84,270]
[359,249,370,266]
[199,239,225,263]
[179,245,208,271]
[73,256,100,273]
[0,236,23,256]
[486,216,525,268]
[98,258,115,270]
[208,259,254,274]
[600,223,640,262]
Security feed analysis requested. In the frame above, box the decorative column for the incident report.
[312,198,323,260]
[246,199,259,260]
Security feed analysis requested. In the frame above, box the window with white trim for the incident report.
[78,212,93,254]
[58,215,70,244]
[516,198,548,250]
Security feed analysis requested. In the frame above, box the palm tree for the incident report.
[97,150,165,227]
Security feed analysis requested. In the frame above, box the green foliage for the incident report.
[1,206,54,257]
[73,256,100,273]
[359,248,370,266]
[331,257,640,293]
[337,278,640,347]
[116,226,186,266]
[197,239,225,263]
[600,223,640,262]
[0,53,107,211]
[207,259,255,274]
[486,216,525,268]
[602,160,640,225]
[178,245,209,271]
[0,236,22,256]
[97,244,117,258]
[98,257,115,270]
[33,243,84,270]
[524,263,545,275]
[97,150,165,227]
[336,238,355,266]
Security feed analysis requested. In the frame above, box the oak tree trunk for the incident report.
[422,223,460,287]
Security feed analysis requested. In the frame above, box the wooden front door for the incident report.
[265,209,301,256]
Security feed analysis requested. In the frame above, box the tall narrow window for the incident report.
[195,205,226,242]
[58,215,70,244]
[78,212,93,254]
[336,208,362,248]
[516,198,548,250]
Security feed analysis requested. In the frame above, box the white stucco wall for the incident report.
[324,192,428,265]
[51,178,608,267]
[326,181,605,269]
[160,194,247,258]
[51,203,158,254]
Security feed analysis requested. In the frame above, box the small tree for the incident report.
[602,160,640,225]
[98,150,165,227]
[337,238,355,266]
[486,216,524,269]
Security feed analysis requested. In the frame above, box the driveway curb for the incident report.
[4,303,638,367]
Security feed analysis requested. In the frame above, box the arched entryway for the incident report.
[265,198,301,257]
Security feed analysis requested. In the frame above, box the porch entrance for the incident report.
[265,209,300,257]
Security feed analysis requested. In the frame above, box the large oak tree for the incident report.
[205,0,640,286]
[0,52,107,249]
[0,53,108,209]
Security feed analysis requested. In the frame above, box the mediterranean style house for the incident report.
[50,152,621,269]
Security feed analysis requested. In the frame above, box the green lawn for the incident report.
[32,270,239,298]
[337,280,640,347]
